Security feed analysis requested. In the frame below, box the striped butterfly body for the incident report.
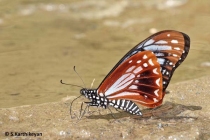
[79,30,190,116]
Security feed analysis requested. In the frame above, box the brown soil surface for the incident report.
[0,76,210,139]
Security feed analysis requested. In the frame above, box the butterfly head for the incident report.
[80,88,97,99]
[80,88,88,97]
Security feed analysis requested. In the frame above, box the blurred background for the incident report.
[0,0,210,108]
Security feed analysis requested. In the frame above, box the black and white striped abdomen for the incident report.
[109,99,142,116]
[81,88,142,116]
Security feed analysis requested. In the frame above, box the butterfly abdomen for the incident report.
[80,89,142,115]
[109,99,142,116]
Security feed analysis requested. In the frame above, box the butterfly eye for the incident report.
[80,88,86,95]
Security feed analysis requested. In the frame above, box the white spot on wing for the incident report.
[129,60,132,63]
[148,59,154,66]
[171,40,178,44]
[99,93,103,96]
[167,34,170,37]
[137,60,141,63]
[143,55,148,59]
[129,85,138,89]
[153,68,159,74]
[162,69,166,74]
[173,54,178,57]
[154,89,159,97]
[155,40,168,44]
[143,63,148,67]
[156,78,160,86]
[133,66,142,73]
[153,98,159,103]
[126,66,136,73]
[174,47,180,50]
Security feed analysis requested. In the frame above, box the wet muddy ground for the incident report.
[1,76,210,139]
[0,0,210,139]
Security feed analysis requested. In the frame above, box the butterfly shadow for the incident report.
[86,101,202,121]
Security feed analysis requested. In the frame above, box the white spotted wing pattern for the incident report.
[98,51,164,108]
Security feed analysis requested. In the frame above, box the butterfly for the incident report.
[71,30,190,116]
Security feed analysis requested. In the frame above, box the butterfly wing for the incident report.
[97,51,164,108]
[99,30,190,91]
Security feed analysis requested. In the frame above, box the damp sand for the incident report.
[0,76,210,139]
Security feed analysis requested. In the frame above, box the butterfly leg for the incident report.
[78,102,91,119]
[83,101,101,115]
[70,102,85,120]
[84,101,100,107]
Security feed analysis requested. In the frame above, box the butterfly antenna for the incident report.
[70,95,83,119]
[73,66,86,88]
[60,80,83,89]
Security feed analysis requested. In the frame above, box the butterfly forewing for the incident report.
[97,51,164,108]
[99,30,190,91]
